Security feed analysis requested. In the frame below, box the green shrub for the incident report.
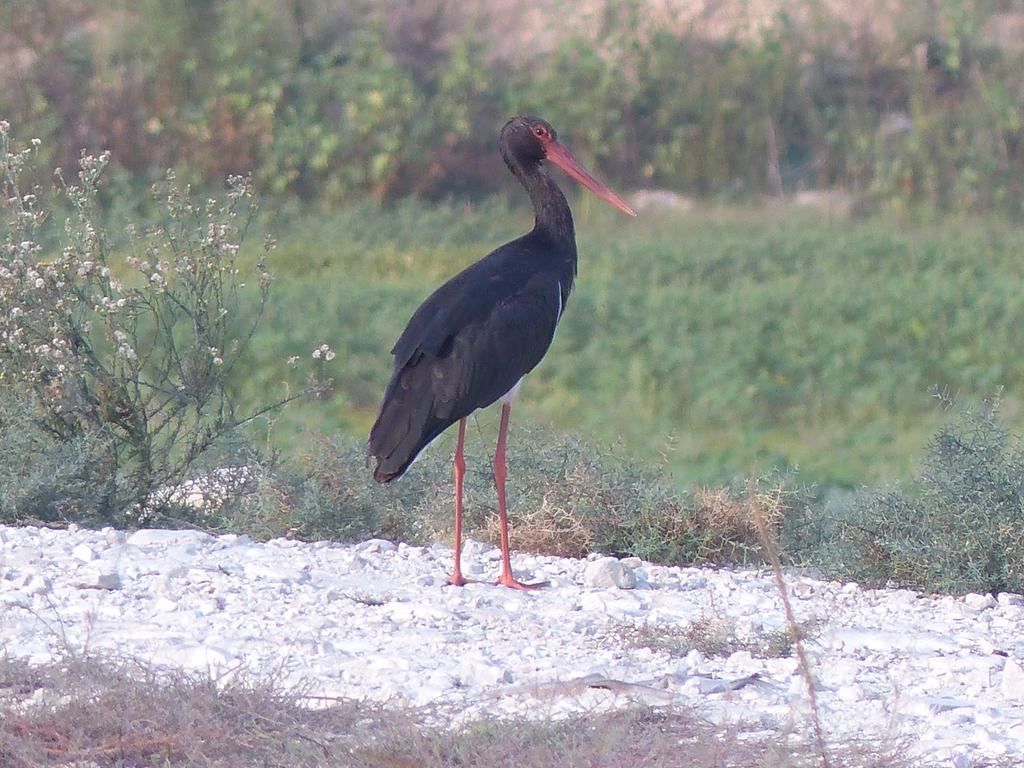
[817,396,1024,594]
[0,392,112,524]
[0,125,316,523]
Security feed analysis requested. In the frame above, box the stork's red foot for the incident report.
[445,573,477,587]
[495,574,549,591]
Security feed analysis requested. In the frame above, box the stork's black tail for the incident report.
[368,363,453,483]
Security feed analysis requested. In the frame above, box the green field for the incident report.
[6,0,1024,495]
[229,198,1024,489]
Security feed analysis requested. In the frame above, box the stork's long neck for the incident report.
[523,166,576,248]
[519,164,578,305]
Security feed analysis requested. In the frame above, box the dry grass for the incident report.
[689,486,787,562]
[0,652,909,768]
[613,614,821,660]
[466,434,800,567]
[482,479,598,558]
[749,482,833,768]
[0,654,361,767]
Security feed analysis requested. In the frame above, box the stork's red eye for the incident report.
[533,126,547,138]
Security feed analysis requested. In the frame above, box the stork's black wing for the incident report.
[369,257,565,483]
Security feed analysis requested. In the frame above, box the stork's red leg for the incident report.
[493,402,547,590]
[446,417,474,586]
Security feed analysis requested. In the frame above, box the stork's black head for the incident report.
[500,116,557,168]
[499,115,637,217]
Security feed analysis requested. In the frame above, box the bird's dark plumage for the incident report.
[367,115,634,589]
[370,229,573,482]
[369,116,633,487]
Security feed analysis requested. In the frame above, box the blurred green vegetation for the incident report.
[226,200,1024,488]
[3,0,1024,212]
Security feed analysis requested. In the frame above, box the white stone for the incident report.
[457,659,512,687]
[104,528,128,546]
[17,572,51,595]
[683,649,706,669]
[153,596,178,613]
[358,539,397,553]
[460,539,494,558]
[79,568,122,590]
[1001,658,1024,702]
[242,562,310,584]
[964,593,997,610]
[837,684,863,702]
[997,593,1024,607]
[790,581,816,599]
[583,557,636,589]
[72,543,97,562]
[727,650,754,668]
[194,597,224,615]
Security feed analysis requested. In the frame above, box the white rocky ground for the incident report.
[2,523,1023,766]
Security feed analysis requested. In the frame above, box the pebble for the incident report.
[583,556,636,589]
[72,543,97,562]
[964,593,997,610]
[3,525,1024,766]
[1001,658,1024,702]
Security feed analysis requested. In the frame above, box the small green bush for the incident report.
[0,392,112,524]
[0,125,316,523]
[817,396,1024,594]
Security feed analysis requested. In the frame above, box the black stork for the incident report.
[369,116,635,590]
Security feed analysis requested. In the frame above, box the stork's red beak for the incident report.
[544,141,637,217]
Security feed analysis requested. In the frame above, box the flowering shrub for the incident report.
[0,122,320,522]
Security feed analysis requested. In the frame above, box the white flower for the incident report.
[312,343,336,361]
[34,277,44,288]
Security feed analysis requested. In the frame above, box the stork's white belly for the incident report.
[501,378,523,405]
